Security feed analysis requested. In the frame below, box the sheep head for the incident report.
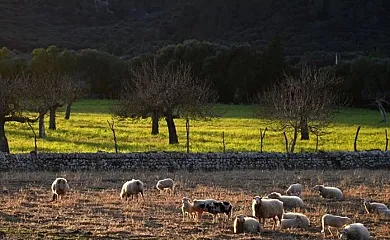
[234,215,246,233]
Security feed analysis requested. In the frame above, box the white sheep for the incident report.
[233,215,261,234]
[267,192,304,210]
[181,197,197,221]
[312,185,343,200]
[51,177,70,201]
[321,214,352,237]
[252,196,284,230]
[120,179,144,201]
[280,215,306,230]
[363,199,389,214]
[285,183,302,196]
[339,223,371,240]
[282,212,310,229]
[156,178,174,194]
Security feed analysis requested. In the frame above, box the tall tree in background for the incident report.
[258,65,342,152]
[114,60,216,144]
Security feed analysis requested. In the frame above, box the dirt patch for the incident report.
[0,170,389,239]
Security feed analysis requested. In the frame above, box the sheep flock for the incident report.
[0,170,389,239]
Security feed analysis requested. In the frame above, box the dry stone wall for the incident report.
[0,151,389,172]
[0,151,390,171]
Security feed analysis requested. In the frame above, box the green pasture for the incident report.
[5,100,390,153]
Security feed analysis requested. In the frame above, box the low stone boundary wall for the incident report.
[1,151,390,172]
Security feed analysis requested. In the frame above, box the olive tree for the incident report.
[258,65,342,152]
[0,74,38,153]
[114,60,216,144]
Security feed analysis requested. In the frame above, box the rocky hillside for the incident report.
[1,0,390,57]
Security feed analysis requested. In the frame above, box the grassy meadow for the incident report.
[5,100,390,153]
[0,170,389,239]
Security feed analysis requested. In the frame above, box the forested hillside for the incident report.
[1,0,390,58]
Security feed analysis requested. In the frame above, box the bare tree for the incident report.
[114,60,216,144]
[28,72,81,138]
[0,73,42,153]
[258,64,342,153]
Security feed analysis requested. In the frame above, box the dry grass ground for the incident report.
[0,170,389,239]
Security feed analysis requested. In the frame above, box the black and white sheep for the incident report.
[321,214,352,237]
[339,223,371,240]
[51,177,70,201]
[282,212,310,229]
[233,215,261,234]
[285,183,302,196]
[156,178,175,194]
[267,192,304,210]
[313,185,343,200]
[204,201,233,222]
[192,199,218,221]
[192,198,232,222]
[120,179,144,201]
[252,196,284,230]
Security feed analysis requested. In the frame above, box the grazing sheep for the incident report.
[156,178,175,194]
[339,223,370,240]
[363,199,389,214]
[267,192,304,210]
[204,201,233,223]
[312,185,343,200]
[120,179,144,201]
[51,177,70,201]
[233,215,261,234]
[181,197,197,221]
[280,215,306,230]
[189,199,218,221]
[282,212,310,229]
[285,183,302,196]
[252,196,284,230]
[321,214,352,237]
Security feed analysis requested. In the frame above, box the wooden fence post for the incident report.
[354,126,361,152]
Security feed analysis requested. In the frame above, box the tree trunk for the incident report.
[151,110,159,135]
[165,114,178,144]
[300,117,310,140]
[0,117,9,153]
[65,102,72,120]
[39,114,45,138]
[49,107,57,130]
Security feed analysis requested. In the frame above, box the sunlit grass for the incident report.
[5,100,390,153]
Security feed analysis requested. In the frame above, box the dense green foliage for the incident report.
[1,0,389,60]
[5,100,390,153]
[1,42,390,107]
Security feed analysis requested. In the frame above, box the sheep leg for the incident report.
[140,191,144,200]
[197,211,203,221]
[51,193,57,202]
[328,226,334,237]
[277,214,283,226]
[182,211,186,221]
[272,217,278,230]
